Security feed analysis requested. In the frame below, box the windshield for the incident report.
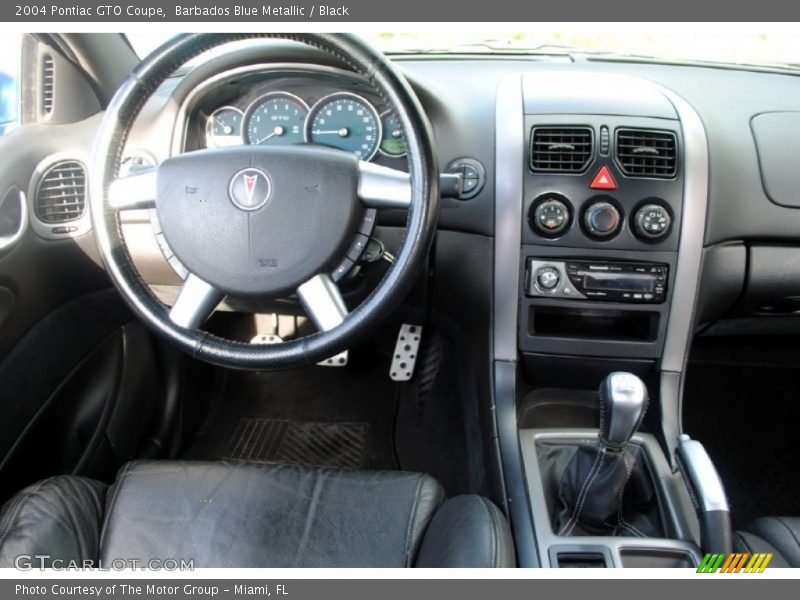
[127,30,800,71]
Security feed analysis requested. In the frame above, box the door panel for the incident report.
[0,114,107,360]
[0,37,177,497]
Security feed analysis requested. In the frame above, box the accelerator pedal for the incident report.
[390,324,422,381]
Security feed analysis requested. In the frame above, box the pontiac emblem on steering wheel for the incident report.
[228,167,272,211]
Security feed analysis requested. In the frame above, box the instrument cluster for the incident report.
[202,85,407,162]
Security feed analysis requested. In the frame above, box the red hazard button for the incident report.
[590,166,617,190]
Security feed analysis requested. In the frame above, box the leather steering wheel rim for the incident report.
[90,33,439,370]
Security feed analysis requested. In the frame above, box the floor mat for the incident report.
[225,418,368,469]
[181,349,399,471]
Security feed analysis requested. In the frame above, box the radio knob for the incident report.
[532,197,570,235]
[535,266,561,291]
[634,204,672,239]
[583,201,621,238]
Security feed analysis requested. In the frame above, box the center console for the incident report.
[493,71,729,567]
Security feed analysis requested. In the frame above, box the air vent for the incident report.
[530,127,594,173]
[41,54,55,115]
[35,161,87,224]
[616,129,677,178]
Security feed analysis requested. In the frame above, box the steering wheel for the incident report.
[90,34,439,370]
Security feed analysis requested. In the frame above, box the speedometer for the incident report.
[305,92,381,161]
[244,92,309,146]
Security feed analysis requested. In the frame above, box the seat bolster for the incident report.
[405,472,448,564]
[0,476,107,567]
[744,517,800,567]
[734,531,791,567]
[415,495,516,567]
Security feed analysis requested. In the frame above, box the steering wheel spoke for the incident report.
[357,161,411,209]
[169,273,224,329]
[108,167,157,211]
[297,273,348,332]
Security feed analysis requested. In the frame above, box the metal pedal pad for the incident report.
[250,334,283,344]
[318,351,349,367]
[390,324,422,381]
[252,333,348,366]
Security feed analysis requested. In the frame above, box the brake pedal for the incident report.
[252,333,348,367]
[250,334,283,344]
[390,324,422,381]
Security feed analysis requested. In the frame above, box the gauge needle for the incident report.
[313,127,350,138]
[215,118,234,135]
[391,128,402,139]
[254,126,286,145]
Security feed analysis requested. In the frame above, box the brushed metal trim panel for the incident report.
[493,73,524,363]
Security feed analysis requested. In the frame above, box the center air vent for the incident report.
[616,129,677,178]
[35,160,87,224]
[41,54,55,116]
[530,127,594,173]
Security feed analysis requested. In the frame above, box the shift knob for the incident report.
[598,372,648,449]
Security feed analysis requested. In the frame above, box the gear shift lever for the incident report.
[599,372,648,449]
[555,372,661,537]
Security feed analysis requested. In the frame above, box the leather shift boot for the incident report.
[553,442,663,538]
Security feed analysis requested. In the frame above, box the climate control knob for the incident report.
[583,201,621,238]
[535,266,561,291]
[532,197,570,235]
[634,203,672,240]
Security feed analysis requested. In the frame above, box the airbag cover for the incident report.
[156,145,361,297]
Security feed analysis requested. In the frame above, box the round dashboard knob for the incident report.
[535,266,561,291]
[532,197,570,235]
[583,201,621,238]
[634,203,672,240]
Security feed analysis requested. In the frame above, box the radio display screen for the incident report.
[584,273,654,293]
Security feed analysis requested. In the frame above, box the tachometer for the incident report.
[244,92,309,146]
[379,111,407,158]
[205,107,243,148]
[306,92,381,161]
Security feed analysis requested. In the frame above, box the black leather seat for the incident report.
[0,461,515,568]
[735,517,800,567]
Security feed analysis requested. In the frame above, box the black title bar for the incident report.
[5,0,800,21]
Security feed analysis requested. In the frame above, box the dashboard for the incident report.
[106,41,800,334]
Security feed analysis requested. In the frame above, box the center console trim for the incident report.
[494,72,525,363]
[493,73,541,566]
[655,87,710,458]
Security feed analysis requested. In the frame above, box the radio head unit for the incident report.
[526,259,668,303]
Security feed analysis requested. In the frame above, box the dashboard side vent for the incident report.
[615,129,677,178]
[41,54,55,115]
[35,161,87,224]
[530,127,594,173]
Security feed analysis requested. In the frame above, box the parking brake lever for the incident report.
[675,434,732,554]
